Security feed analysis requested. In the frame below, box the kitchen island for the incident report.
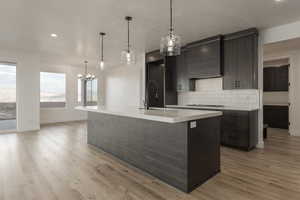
[76,106,222,193]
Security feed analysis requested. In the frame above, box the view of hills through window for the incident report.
[40,72,66,108]
[0,63,16,127]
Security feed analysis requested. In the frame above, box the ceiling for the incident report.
[1,0,300,68]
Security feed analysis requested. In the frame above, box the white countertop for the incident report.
[76,106,222,123]
[166,105,259,111]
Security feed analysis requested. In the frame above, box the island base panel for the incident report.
[87,112,220,192]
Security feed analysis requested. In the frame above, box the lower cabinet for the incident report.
[264,105,289,129]
[221,110,258,151]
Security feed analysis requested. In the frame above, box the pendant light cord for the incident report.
[84,61,88,75]
[127,19,130,53]
[101,34,104,61]
[170,0,173,33]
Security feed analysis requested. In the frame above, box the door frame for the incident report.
[262,55,291,135]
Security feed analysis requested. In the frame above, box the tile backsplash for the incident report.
[178,78,260,108]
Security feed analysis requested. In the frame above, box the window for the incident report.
[86,79,98,105]
[40,72,66,108]
[0,63,17,130]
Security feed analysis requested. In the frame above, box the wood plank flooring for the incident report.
[1,122,300,200]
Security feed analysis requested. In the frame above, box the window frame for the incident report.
[40,71,67,109]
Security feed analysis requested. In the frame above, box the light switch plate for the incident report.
[190,121,197,128]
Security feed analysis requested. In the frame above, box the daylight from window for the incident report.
[86,79,98,103]
[0,64,16,103]
[40,72,66,102]
[0,63,17,130]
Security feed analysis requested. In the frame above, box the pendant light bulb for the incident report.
[121,16,136,65]
[100,61,105,70]
[98,32,106,70]
[160,0,181,56]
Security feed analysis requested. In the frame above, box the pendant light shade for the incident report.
[78,61,96,81]
[121,16,136,65]
[97,32,106,70]
[160,0,181,56]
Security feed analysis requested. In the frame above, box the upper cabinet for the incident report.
[185,35,223,79]
[264,65,289,92]
[176,50,191,92]
[223,28,258,90]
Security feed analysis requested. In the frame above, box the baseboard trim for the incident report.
[40,120,87,126]
[256,140,264,149]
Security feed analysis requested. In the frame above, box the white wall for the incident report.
[262,21,300,44]
[103,54,145,108]
[0,49,40,132]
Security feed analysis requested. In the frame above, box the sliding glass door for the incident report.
[0,63,16,131]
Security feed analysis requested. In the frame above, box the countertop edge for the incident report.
[75,106,223,123]
[166,105,259,111]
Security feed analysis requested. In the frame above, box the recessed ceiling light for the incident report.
[274,0,284,3]
[51,33,58,38]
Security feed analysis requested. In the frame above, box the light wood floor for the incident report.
[1,122,300,200]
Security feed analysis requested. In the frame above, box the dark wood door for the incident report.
[223,28,258,90]
[186,36,222,79]
[176,51,190,92]
[223,39,238,89]
[264,106,289,129]
[165,56,178,105]
[221,111,250,149]
[146,60,164,107]
[276,66,289,91]
[264,66,289,91]
[237,35,255,89]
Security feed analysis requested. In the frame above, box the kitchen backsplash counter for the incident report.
[178,90,260,109]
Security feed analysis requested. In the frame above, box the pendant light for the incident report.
[160,0,181,56]
[121,16,136,65]
[78,61,96,81]
[98,32,106,70]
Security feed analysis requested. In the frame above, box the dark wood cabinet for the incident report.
[264,65,289,91]
[185,35,223,79]
[221,110,258,151]
[176,51,192,92]
[264,105,289,129]
[165,56,178,105]
[223,28,258,90]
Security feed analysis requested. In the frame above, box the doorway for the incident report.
[0,62,17,132]
[263,58,289,132]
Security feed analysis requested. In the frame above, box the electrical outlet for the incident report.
[190,121,197,128]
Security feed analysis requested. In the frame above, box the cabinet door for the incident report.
[275,66,289,91]
[223,29,258,90]
[263,67,271,91]
[237,35,255,89]
[264,106,289,129]
[221,111,249,149]
[176,52,190,92]
[186,38,222,79]
[165,56,178,105]
[223,39,238,89]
